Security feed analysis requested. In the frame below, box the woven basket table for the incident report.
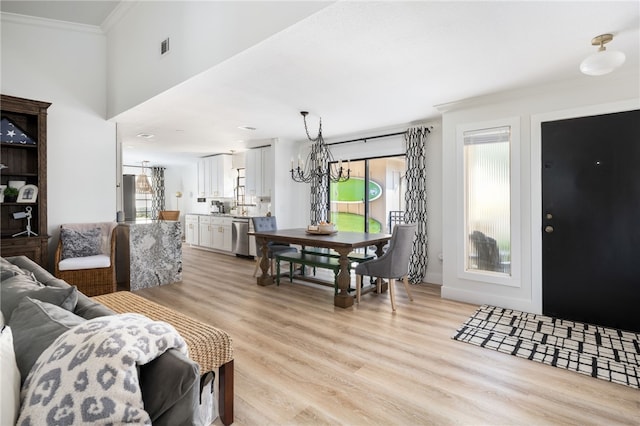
[92,291,235,425]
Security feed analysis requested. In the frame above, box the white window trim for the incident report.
[456,117,521,287]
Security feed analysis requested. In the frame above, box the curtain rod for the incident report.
[327,126,432,147]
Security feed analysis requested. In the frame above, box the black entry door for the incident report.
[542,109,640,332]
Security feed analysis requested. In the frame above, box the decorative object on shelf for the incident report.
[3,186,18,202]
[8,180,25,189]
[136,160,153,194]
[17,184,38,203]
[0,117,36,145]
[290,111,350,184]
[580,33,626,76]
[0,185,6,202]
[12,206,37,237]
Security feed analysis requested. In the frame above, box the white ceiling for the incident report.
[2,1,639,167]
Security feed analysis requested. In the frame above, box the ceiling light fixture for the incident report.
[238,126,256,131]
[137,133,155,139]
[290,111,350,184]
[580,33,626,76]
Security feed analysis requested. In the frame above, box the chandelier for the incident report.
[290,111,350,184]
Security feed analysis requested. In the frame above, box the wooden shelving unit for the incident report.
[1,94,51,267]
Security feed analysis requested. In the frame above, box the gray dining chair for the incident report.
[251,216,297,277]
[355,223,416,311]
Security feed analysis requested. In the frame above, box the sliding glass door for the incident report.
[329,155,406,233]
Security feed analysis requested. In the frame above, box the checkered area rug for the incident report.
[453,305,640,389]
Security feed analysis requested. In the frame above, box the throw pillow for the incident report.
[0,274,78,322]
[0,326,20,426]
[9,298,86,383]
[0,257,28,281]
[60,227,102,259]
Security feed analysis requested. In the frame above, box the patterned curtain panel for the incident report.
[310,175,329,224]
[404,127,429,284]
[151,167,166,220]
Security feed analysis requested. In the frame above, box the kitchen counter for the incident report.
[115,221,182,291]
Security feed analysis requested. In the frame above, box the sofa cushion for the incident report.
[74,293,116,320]
[58,254,111,271]
[9,298,86,383]
[0,257,28,281]
[0,326,20,426]
[0,273,78,322]
[60,227,102,259]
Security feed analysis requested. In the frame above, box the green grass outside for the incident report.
[330,211,382,233]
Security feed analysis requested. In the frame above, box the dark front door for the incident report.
[541,109,640,332]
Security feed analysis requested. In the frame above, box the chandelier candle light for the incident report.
[290,111,350,184]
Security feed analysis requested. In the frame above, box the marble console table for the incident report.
[116,221,182,291]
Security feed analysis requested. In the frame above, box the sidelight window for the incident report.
[464,126,512,275]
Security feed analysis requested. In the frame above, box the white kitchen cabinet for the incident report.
[198,215,214,248]
[211,216,232,252]
[197,155,233,198]
[185,215,199,245]
[245,146,272,199]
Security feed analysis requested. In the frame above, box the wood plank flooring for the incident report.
[135,246,640,425]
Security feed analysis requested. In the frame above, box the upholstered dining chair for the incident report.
[54,222,118,297]
[355,223,416,311]
[251,216,297,277]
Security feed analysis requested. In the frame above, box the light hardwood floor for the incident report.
[135,246,639,425]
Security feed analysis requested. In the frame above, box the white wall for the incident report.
[1,14,116,266]
[440,70,640,313]
[105,1,331,119]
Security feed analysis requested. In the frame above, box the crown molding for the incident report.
[101,1,137,34]
[0,11,103,35]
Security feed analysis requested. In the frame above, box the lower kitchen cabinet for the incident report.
[185,215,199,245]
[186,214,233,254]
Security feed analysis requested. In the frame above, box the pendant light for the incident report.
[580,34,626,76]
[136,161,153,194]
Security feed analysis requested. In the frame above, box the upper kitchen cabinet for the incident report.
[197,154,233,198]
[245,146,272,199]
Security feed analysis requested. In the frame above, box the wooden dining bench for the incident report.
[275,251,342,291]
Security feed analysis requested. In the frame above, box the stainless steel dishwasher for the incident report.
[232,217,250,257]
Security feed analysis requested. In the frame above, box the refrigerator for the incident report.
[123,174,136,221]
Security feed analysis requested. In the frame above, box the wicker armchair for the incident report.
[54,222,118,297]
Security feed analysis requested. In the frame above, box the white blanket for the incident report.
[17,314,187,425]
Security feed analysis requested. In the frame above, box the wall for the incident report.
[440,70,640,313]
[105,1,331,119]
[1,14,116,265]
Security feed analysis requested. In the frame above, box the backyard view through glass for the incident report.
[464,126,511,275]
[329,156,406,234]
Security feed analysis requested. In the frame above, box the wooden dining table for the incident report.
[248,228,392,308]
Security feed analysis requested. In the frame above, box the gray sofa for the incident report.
[1,255,201,425]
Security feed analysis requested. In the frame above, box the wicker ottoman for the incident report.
[93,291,234,425]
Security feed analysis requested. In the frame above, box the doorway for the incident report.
[541,109,640,332]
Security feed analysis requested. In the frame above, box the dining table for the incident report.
[248,228,392,308]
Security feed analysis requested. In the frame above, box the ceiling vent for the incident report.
[160,38,170,55]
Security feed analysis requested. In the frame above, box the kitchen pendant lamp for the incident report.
[580,34,626,76]
[136,161,153,194]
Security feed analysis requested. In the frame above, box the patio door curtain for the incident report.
[151,166,166,219]
[404,126,429,284]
